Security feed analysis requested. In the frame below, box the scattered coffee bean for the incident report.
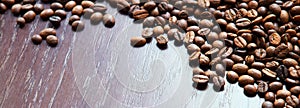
[11,4,21,15]
[130,37,146,47]
[72,20,84,31]
[244,84,257,96]
[40,28,56,39]
[238,75,254,86]
[103,14,115,28]
[23,10,36,22]
[276,90,291,99]
[193,74,209,84]
[90,12,103,25]
[65,1,76,11]
[265,92,276,102]
[49,16,61,27]
[31,34,43,44]
[40,9,54,20]
[156,35,168,45]
[46,35,58,47]
[16,17,25,27]
[72,5,83,16]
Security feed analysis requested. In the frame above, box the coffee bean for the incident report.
[224,0,236,4]
[226,23,238,33]
[50,2,63,11]
[288,66,300,79]
[286,95,299,107]
[141,27,153,38]
[216,64,226,76]
[275,43,289,58]
[276,65,289,80]
[177,19,188,30]
[40,28,56,39]
[199,55,210,66]
[16,17,25,27]
[244,84,257,96]
[23,10,36,22]
[283,1,294,9]
[277,90,291,99]
[192,74,209,84]
[142,16,155,27]
[184,31,195,44]
[280,10,289,24]
[207,32,219,42]
[290,86,300,95]
[103,14,115,28]
[205,47,219,56]
[40,9,54,20]
[269,4,281,15]
[0,3,7,13]
[156,35,168,45]
[262,101,273,108]
[274,99,285,108]
[218,47,233,58]
[230,54,244,63]
[31,34,42,44]
[247,9,258,19]
[133,9,149,20]
[46,35,58,47]
[225,9,237,22]
[213,76,225,91]
[117,0,130,14]
[262,68,277,79]
[11,4,21,15]
[291,6,300,15]
[266,61,279,70]
[54,9,67,19]
[238,75,254,86]
[90,12,103,25]
[82,8,94,18]
[69,15,80,25]
[81,1,94,8]
[199,19,213,28]
[65,1,76,11]
[187,44,200,54]
[226,71,239,83]
[283,58,298,67]
[130,37,146,47]
[236,18,251,28]
[143,1,156,11]
[234,36,247,48]
[155,16,166,26]
[72,21,84,31]
[198,28,211,37]
[21,4,33,13]
[189,51,201,62]
[247,69,262,80]
[72,5,83,16]
[265,92,276,102]
[269,33,281,46]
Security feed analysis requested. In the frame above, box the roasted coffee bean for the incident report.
[11,4,21,15]
[238,75,254,86]
[277,90,291,99]
[285,78,300,87]
[207,32,219,42]
[81,1,94,8]
[90,12,103,25]
[199,55,210,66]
[133,9,149,20]
[103,14,115,28]
[282,1,294,9]
[269,4,281,15]
[92,3,107,12]
[276,65,289,80]
[288,66,300,79]
[50,2,63,11]
[218,47,233,58]
[16,17,25,27]
[65,1,76,11]
[247,69,262,80]
[226,71,239,83]
[54,9,67,19]
[117,0,130,14]
[40,28,56,39]
[49,16,61,27]
[262,68,277,79]
[82,8,94,18]
[236,18,251,28]
[0,3,7,13]
[177,19,188,30]
[155,16,166,26]
[189,51,201,61]
[198,0,210,8]
[198,28,211,37]
[290,86,300,95]
[290,6,300,15]
[213,76,225,91]
[257,81,268,94]
[247,9,258,19]
[280,10,289,24]
[72,5,83,16]
[244,84,257,96]
[142,27,153,38]
[216,64,226,76]
[40,9,54,20]
[72,21,84,31]
[255,49,267,59]
[286,95,299,107]
[156,35,168,45]
[69,15,80,25]
[262,101,273,108]
[253,28,267,37]
[232,63,248,75]
[230,54,244,63]
[193,67,205,75]
[187,44,200,54]
[21,4,33,12]
[274,99,285,108]
[269,33,281,46]
[143,1,156,11]
[257,7,267,16]
[193,74,209,84]
[205,47,219,56]
[153,26,164,36]
[283,58,298,67]
[265,92,276,102]
[216,19,227,27]
[130,37,146,47]
[268,82,282,92]
[266,61,279,70]
[234,36,247,48]
[184,31,195,44]
[142,16,155,27]
[46,35,58,47]
[225,9,237,22]
[275,43,289,58]
[226,23,238,33]
[31,34,42,44]
[23,10,36,22]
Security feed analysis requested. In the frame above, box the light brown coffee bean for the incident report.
[31,34,42,44]
[65,1,76,11]
[23,10,36,22]
[46,35,58,46]
[40,9,54,20]
[130,37,146,47]
[40,28,56,39]
[156,35,168,45]
[238,75,254,86]
[72,5,83,16]
[232,63,248,75]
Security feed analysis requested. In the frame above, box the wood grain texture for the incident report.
[0,1,263,108]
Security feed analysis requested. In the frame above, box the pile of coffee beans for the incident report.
[1,0,300,107]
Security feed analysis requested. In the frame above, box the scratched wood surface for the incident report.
[0,1,264,108]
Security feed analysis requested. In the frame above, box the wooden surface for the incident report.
[0,1,264,108]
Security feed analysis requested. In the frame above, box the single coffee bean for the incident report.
[103,14,115,28]
[40,9,54,20]
[262,101,274,108]
[31,34,42,44]
[269,3,281,15]
[283,1,294,9]
[276,65,289,80]
[288,66,300,79]
[40,28,56,39]
[251,62,265,70]
[207,32,219,42]
[197,28,211,37]
[286,95,299,107]
[263,14,277,23]
[225,9,237,22]
[280,10,289,24]
[198,0,210,8]
[16,17,25,27]
[290,6,300,15]
[32,4,44,14]
[269,33,281,46]
[184,31,195,44]
[82,8,94,18]
[156,35,168,45]
[132,9,149,20]
[290,86,300,95]
[0,3,7,13]
[72,5,83,16]
[234,36,247,48]
[236,18,251,28]
[187,44,200,54]
[130,37,146,47]
[11,4,22,15]
[244,84,257,96]
[49,16,61,27]
[247,69,262,80]
[23,10,36,23]
[283,58,298,67]
[199,19,214,28]
[50,2,63,11]
[21,4,33,13]
[194,36,205,46]
[275,44,289,58]
[253,28,267,37]
[262,68,277,79]
[257,7,267,16]
[143,16,155,27]
[46,35,58,47]
[117,0,130,14]
[189,51,201,61]
[65,1,76,11]
[192,74,209,84]
[72,21,84,31]
[69,15,80,25]
[238,75,254,86]
[205,47,219,56]
[199,55,210,66]
[226,23,238,33]
[247,9,258,19]
[92,3,107,13]
[155,16,166,26]
[81,1,94,8]
[216,64,226,76]
[245,55,255,65]
[163,25,170,33]
[285,78,300,87]
[90,12,103,25]
[142,27,153,38]
[274,99,285,108]
[230,54,244,63]
[177,19,188,30]
[266,61,279,70]
[265,92,276,102]
[226,71,239,83]
[257,81,268,92]
[218,47,233,58]
[54,9,67,19]
[153,26,164,36]
[277,90,291,99]
[213,76,225,91]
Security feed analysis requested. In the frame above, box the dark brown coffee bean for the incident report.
[285,78,300,87]
[277,90,291,99]
[251,63,265,71]
[283,58,298,67]
[236,18,251,28]
[50,2,63,11]
[177,19,188,30]
[257,7,267,16]
[49,16,61,27]
[31,34,42,44]
[247,9,258,19]
[269,4,281,15]
[21,4,33,12]
[54,9,67,19]
[247,69,262,80]
[155,16,166,26]
[286,95,299,107]
[232,63,248,75]
[234,36,247,48]
[65,1,76,11]
[132,9,149,20]
[23,10,36,23]
[226,71,239,83]
[257,81,268,94]
[193,74,209,84]
[288,66,300,79]
[156,35,168,45]
[187,44,200,54]
[72,21,84,31]
[40,9,54,20]
[81,1,94,8]
[216,19,227,27]
[1,0,14,6]
[130,37,146,47]
[0,3,6,13]
[283,1,294,9]
[238,75,254,86]
[293,15,300,22]
[224,0,236,4]
[291,6,300,15]
[72,5,83,16]
[262,101,274,108]
[11,4,21,15]
[16,17,25,27]
[266,61,279,70]
[290,86,300,95]
[244,84,257,96]
[103,14,115,28]
[275,44,289,58]
[276,65,289,80]
[46,35,58,47]
[274,99,285,108]
[213,76,225,91]
[143,1,156,11]
[262,68,277,79]
[40,28,56,39]
[90,12,103,25]
[225,9,237,22]
[280,10,289,24]
[263,14,277,23]
[226,23,238,33]
[255,48,267,59]
[157,2,168,14]
[253,28,267,37]
[269,33,281,46]
[69,15,80,25]
[265,92,276,102]
[199,55,210,66]
[230,54,244,63]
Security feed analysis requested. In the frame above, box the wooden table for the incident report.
[0,1,264,108]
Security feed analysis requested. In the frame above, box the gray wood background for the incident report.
[0,1,264,108]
